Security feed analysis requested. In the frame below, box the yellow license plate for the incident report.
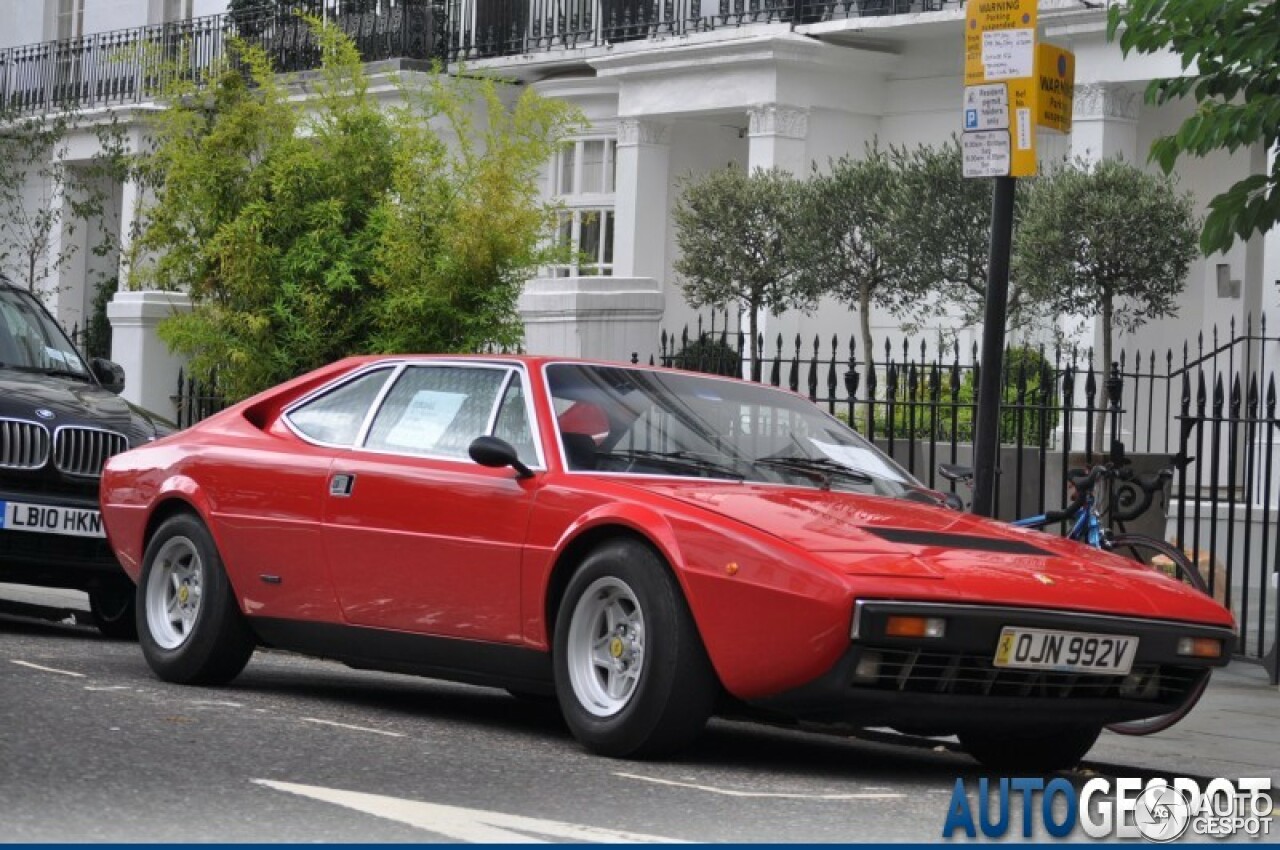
[994,627,1138,676]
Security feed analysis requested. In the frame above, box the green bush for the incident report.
[836,346,1059,445]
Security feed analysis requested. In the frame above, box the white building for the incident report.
[1,0,1277,416]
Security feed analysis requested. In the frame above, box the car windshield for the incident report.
[546,363,926,499]
[0,286,89,379]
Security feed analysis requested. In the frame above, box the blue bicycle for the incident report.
[939,456,1212,736]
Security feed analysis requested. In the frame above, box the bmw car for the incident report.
[99,355,1234,770]
[0,277,171,637]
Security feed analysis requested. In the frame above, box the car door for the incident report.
[322,363,543,643]
[227,365,398,620]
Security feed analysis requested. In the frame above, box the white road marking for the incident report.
[253,779,686,843]
[84,685,131,691]
[10,659,85,678]
[613,771,905,800]
[301,717,406,738]
[191,699,244,708]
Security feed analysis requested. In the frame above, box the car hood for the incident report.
[0,368,164,444]
[627,480,1235,626]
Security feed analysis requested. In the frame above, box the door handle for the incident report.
[329,473,356,497]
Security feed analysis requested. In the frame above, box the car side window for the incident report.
[286,368,392,446]
[492,378,537,466]
[364,366,508,460]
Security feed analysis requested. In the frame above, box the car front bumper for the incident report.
[752,600,1234,732]
[0,488,123,590]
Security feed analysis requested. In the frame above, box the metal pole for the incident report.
[971,175,1015,518]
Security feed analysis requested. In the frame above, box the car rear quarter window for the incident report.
[285,368,392,446]
[363,366,509,460]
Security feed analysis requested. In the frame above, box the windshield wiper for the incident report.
[754,455,874,489]
[602,448,746,480]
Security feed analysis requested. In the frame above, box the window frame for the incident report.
[546,137,617,278]
[282,360,546,470]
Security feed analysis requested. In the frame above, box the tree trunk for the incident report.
[1093,295,1115,455]
[747,296,760,382]
[859,281,874,373]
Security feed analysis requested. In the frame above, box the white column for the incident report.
[1069,83,1139,165]
[107,290,192,422]
[746,104,809,175]
[115,175,145,287]
[612,117,671,280]
[741,104,810,372]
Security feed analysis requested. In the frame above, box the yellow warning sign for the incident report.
[964,0,1038,86]
[1036,42,1075,134]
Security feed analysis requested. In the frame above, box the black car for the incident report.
[0,277,172,637]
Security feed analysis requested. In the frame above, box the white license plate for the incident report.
[994,627,1138,676]
[0,500,105,538]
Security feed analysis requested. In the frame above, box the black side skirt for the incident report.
[248,617,554,695]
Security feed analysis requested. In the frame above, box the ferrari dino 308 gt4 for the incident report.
[99,356,1234,770]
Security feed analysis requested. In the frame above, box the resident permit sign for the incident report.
[963,83,1009,131]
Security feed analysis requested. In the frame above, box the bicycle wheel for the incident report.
[1103,534,1213,737]
[1107,669,1210,736]
[1106,533,1210,596]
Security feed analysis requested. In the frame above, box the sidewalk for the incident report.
[1087,661,1280,782]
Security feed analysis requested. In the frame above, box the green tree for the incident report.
[673,165,822,375]
[886,138,1035,328]
[133,21,577,400]
[800,146,924,369]
[369,73,577,354]
[1108,0,1280,254]
[1013,158,1198,441]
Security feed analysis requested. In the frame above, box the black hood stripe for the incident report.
[865,527,1054,557]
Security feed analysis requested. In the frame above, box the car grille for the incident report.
[52,427,128,478]
[0,419,51,470]
[852,646,1202,705]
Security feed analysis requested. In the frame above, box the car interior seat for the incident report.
[558,401,610,471]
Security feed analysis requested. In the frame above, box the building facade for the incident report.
[1,0,1278,414]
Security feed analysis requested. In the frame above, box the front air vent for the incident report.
[0,418,51,470]
[53,426,128,478]
[865,527,1054,557]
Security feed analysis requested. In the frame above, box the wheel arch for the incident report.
[543,523,678,645]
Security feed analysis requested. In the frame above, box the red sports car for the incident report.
[99,356,1235,770]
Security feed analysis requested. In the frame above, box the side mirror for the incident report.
[943,492,965,512]
[468,435,534,479]
[90,357,125,394]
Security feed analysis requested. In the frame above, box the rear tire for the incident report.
[89,582,137,640]
[959,725,1101,773]
[553,539,717,758]
[137,513,255,685]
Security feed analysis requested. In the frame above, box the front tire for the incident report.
[89,582,137,640]
[553,539,717,758]
[959,725,1101,773]
[137,513,255,685]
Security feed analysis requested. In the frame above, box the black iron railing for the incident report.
[646,313,1280,681]
[0,1,441,117]
[1,0,958,114]
[442,0,959,60]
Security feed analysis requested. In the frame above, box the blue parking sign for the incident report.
[965,109,979,130]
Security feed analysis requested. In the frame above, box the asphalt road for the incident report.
[0,585,1153,842]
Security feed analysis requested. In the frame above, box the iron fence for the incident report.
[173,367,229,430]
